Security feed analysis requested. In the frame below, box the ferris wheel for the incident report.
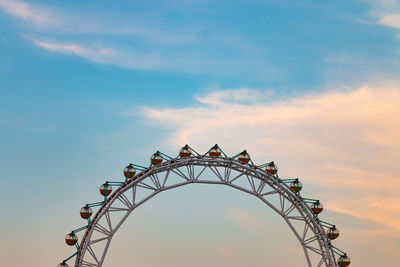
[58,144,350,267]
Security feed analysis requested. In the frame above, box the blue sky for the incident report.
[1,1,400,267]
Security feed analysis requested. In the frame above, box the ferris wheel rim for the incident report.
[74,155,337,267]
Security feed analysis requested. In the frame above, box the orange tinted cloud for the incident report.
[143,85,400,238]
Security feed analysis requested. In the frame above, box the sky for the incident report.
[0,0,399,266]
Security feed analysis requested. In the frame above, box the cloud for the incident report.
[226,207,262,231]
[141,85,400,241]
[195,89,274,106]
[33,40,94,56]
[378,14,400,29]
[30,38,265,74]
[31,39,167,70]
[0,0,194,42]
[0,0,57,28]
[364,0,400,30]
[1,1,276,76]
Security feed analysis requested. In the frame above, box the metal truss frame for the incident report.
[74,156,337,267]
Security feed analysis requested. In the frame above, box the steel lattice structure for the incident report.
[59,145,350,267]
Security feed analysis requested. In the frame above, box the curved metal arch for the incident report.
[75,156,337,267]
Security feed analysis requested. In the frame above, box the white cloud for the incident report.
[0,0,195,43]
[378,14,400,29]
[365,0,400,29]
[31,39,168,70]
[141,85,400,241]
[33,40,91,56]
[1,1,275,75]
[195,88,274,106]
[32,40,117,64]
[0,0,61,28]
[30,38,263,73]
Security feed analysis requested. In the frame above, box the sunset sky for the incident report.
[1,1,400,267]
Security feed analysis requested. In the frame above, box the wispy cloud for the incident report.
[32,40,99,57]
[0,1,275,75]
[141,84,400,242]
[195,89,274,106]
[0,0,57,28]
[29,39,203,71]
[365,0,400,30]
[32,39,119,65]
[30,37,267,74]
[31,39,168,70]
[226,207,262,231]
[0,0,195,42]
